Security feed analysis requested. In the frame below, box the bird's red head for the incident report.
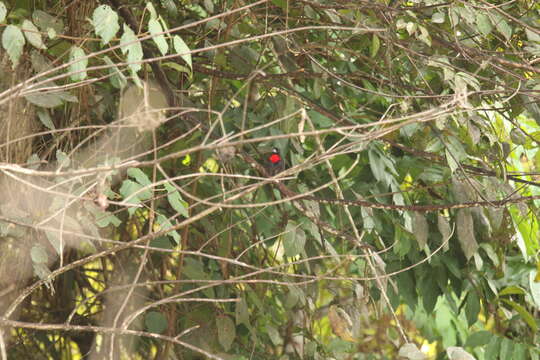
[268,148,282,164]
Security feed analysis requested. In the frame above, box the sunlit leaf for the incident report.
[2,25,25,68]
[22,19,46,49]
[69,46,88,81]
[92,5,119,45]
[149,18,168,56]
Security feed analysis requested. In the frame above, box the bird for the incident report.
[266,147,285,176]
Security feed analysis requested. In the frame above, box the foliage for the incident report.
[1,0,540,359]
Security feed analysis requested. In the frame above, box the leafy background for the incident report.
[0,0,540,359]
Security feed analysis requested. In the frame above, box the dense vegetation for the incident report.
[1,0,540,359]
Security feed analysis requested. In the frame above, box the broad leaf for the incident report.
[69,46,88,81]
[92,5,119,45]
[2,25,25,68]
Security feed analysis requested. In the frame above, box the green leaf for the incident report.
[370,34,380,58]
[283,221,306,257]
[465,290,480,326]
[235,297,249,326]
[173,35,192,70]
[420,273,439,313]
[148,18,168,56]
[432,12,445,24]
[156,214,181,244]
[398,343,426,360]
[513,343,527,360]
[22,19,46,50]
[476,13,493,36]
[266,324,282,345]
[92,5,119,45]
[485,335,501,359]
[30,245,48,264]
[500,299,538,332]
[529,269,540,308]
[499,337,513,359]
[0,2,6,23]
[456,209,478,260]
[216,315,236,351]
[37,109,55,130]
[127,167,152,186]
[144,311,167,334]
[149,236,173,249]
[25,91,65,108]
[495,18,512,41]
[69,46,88,81]
[164,183,189,218]
[413,213,428,248]
[465,330,492,347]
[120,24,143,76]
[2,25,26,68]
[56,150,70,168]
[417,25,432,47]
[145,2,157,20]
[499,285,525,296]
[33,10,63,33]
[103,55,127,89]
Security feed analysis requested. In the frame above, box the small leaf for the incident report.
[145,2,157,20]
[456,209,478,260]
[216,315,235,351]
[283,221,306,257]
[120,24,143,76]
[432,12,445,24]
[144,311,167,334]
[266,324,282,345]
[103,55,127,89]
[25,87,73,108]
[500,298,538,332]
[235,297,249,326]
[22,19,46,49]
[37,109,55,130]
[30,245,48,264]
[173,35,192,70]
[398,343,427,360]
[437,214,451,252]
[2,25,26,68]
[199,157,219,173]
[499,285,525,296]
[69,46,88,81]
[56,150,70,168]
[156,214,180,244]
[92,5,119,45]
[529,269,540,308]
[127,167,152,186]
[446,346,475,360]
[495,18,512,41]
[33,10,63,33]
[164,182,189,218]
[0,2,6,23]
[476,13,493,36]
[413,213,428,248]
[370,34,380,58]
[418,25,432,47]
[148,18,168,56]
